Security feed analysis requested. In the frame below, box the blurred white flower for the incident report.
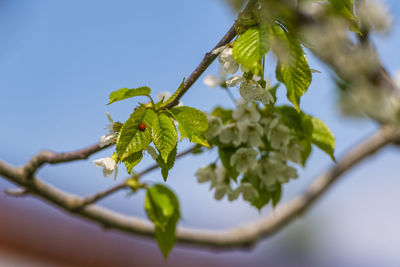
[233,100,260,123]
[238,122,264,147]
[93,157,118,179]
[256,154,298,188]
[99,134,116,147]
[230,147,258,173]
[204,116,223,139]
[281,140,303,164]
[203,65,227,88]
[212,46,239,74]
[394,70,400,89]
[195,165,216,183]
[357,0,393,33]
[238,182,259,201]
[262,117,291,149]
[219,123,242,146]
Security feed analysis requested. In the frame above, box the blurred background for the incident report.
[1,0,400,266]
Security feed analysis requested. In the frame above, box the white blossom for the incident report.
[203,65,227,88]
[281,140,303,164]
[238,182,259,201]
[195,165,216,183]
[219,123,242,146]
[256,155,298,188]
[204,75,220,88]
[238,122,264,147]
[262,117,292,149]
[212,46,239,74]
[239,79,273,104]
[93,157,117,179]
[227,77,274,104]
[230,147,258,173]
[204,116,223,139]
[233,100,260,123]
[357,0,393,33]
[98,134,116,147]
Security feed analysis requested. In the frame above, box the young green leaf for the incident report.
[310,117,336,161]
[233,26,270,75]
[152,113,178,163]
[116,108,156,160]
[271,184,282,207]
[272,25,311,111]
[108,87,151,105]
[145,184,180,259]
[156,146,177,182]
[123,151,143,174]
[158,78,185,109]
[170,106,209,147]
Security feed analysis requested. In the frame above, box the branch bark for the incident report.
[0,126,397,250]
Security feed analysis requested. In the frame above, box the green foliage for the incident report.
[116,108,156,160]
[218,147,239,182]
[123,151,143,174]
[272,25,312,111]
[276,105,336,161]
[310,117,336,161]
[152,113,178,163]
[233,26,270,75]
[171,106,209,147]
[156,146,177,182]
[145,184,180,259]
[211,107,233,123]
[108,87,151,105]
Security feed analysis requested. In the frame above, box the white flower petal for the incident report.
[226,76,243,87]
[99,134,115,147]
[211,46,225,55]
[203,75,220,88]
[93,157,116,178]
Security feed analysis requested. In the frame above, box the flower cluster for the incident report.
[195,100,304,208]
[204,45,274,105]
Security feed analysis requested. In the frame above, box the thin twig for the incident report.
[23,143,110,179]
[0,126,397,249]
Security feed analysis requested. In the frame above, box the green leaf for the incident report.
[152,113,178,163]
[108,87,151,105]
[171,106,210,147]
[233,26,270,75]
[251,187,271,211]
[300,139,312,167]
[272,25,311,111]
[156,146,177,182]
[123,151,143,174]
[211,107,233,123]
[218,147,239,182]
[310,117,336,161]
[145,184,180,259]
[158,78,185,109]
[271,184,282,207]
[116,108,156,160]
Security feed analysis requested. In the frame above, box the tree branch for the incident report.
[77,146,196,208]
[162,24,237,109]
[0,126,397,250]
[23,143,110,179]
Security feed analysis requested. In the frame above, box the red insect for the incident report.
[138,123,146,131]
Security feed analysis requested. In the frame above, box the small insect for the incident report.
[138,123,146,131]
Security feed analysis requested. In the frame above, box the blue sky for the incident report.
[1,0,400,265]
